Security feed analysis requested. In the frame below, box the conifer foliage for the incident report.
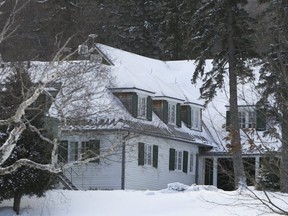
[187,0,256,188]
[0,63,55,214]
[257,0,288,193]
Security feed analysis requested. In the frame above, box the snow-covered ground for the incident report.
[1,183,287,216]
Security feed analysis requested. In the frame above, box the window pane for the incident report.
[138,96,147,118]
[69,141,78,162]
[144,144,152,165]
[168,103,176,124]
[189,154,193,173]
[178,152,182,170]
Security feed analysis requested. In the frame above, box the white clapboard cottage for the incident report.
[54,44,219,191]
[38,44,278,191]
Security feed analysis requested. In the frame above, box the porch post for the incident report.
[255,156,260,183]
[213,157,218,187]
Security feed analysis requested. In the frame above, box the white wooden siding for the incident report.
[124,135,198,190]
[61,133,123,190]
[60,132,200,191]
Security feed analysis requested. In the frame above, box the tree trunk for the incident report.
[227,5,246,189]
[280,88,288,192]
[13,192,22,215]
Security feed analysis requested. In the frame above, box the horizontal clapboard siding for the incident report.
[125,135,198,190]
[61,133,123,190]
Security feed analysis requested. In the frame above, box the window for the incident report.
[168,103,176,124]
[238,110,256,129]
[175,150,183,171]
[169,148,189,173]
[191,106,201,130]
[138,96,147,118]
[138,143,158,168]
[226,107,266,131]
[189,154,194,173]
[144,144,152,165]
[68,141,78,162]
[81,140,100,163]
[59,140,68,163]
[62,140,100,163]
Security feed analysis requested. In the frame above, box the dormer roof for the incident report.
[96,44,203,105]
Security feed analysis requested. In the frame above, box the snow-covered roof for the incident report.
[96,44,282,153]
[1,44,280,153]
[97,44,204,104]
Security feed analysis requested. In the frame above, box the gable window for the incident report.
[238,110,256,129]
[138,142,158,168]
[138,95,147,118]
[191,106,201,130]
[168,102,176,124]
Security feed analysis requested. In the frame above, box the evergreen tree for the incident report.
[0,63,55,214]
[187,0,257,188]
[257,0,288,193]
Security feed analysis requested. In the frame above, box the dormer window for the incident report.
[138,95,147,118]
[238,110,256,129]
[112,91,153,121]
[168,102,176,124]
[226,106,266,131]
[191,106,201,131]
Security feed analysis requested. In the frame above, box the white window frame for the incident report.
[238,109,256,129]
[168,102,176,124]
[174,150,183,171]
[191,106,201,130]
[144,144,153,166]
[138,95,147,118]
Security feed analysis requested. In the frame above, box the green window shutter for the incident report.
[89,140,100,163]
[132,93,138,118]
[257,109,266,131]
[152,145,158,168]
[176,103,181,127]
[169,148,176,171]
[59,140,68,163]
[226,110,231,131]
[138,142,145,166]
[187,106,192,128]
[147,96,153,121]
[163,100,168,123]
[183,151,188,173]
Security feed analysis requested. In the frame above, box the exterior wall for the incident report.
[124,135,199,190]
[61,132,124,190]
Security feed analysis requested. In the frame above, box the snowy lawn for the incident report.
[1,183,288,216]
